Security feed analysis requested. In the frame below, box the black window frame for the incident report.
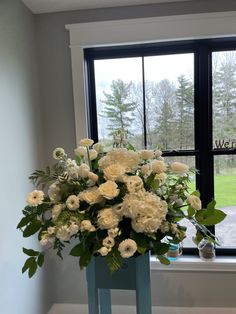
[84,37,236,256]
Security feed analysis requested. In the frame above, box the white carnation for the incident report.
[80,220,95,232]
[151,160,167,174]
[188,195,202,210]
[97,208,119,230]
[170,162,189,175]
[27,190,44,207]
[79,138,94,147]
[140,164,151,176]
[139,150,154,160]
[66,195,80,210]
[118,239,137,258]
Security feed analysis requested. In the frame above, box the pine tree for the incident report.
[175,75,194,149]
[101,79,136,135]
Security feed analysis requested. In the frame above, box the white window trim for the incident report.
[66,11,236,144]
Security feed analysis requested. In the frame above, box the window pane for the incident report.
[94,58,143,148]
[212,51,236,150]
[144,54,194,150]
[164,156,196,247]
[214,155,236,247]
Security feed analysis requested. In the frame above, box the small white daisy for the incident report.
[27,190,44,207]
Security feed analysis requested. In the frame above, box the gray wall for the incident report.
[0,1,49,313]
[7,0,236,314]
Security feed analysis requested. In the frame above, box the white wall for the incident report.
[0,1,49,313]
[33,1,236,310]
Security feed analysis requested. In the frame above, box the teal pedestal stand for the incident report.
[86,252,152,314]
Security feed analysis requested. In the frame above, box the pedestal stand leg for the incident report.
[135,254,152,314]
[99,289,112,314]
[86,258,99,314]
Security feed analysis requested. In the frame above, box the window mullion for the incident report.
[142,56,147,148]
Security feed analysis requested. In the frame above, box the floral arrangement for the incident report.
[18,136,226,277]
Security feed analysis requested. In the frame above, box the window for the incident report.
[84,38,236,255]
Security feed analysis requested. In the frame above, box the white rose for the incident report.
[88,172,99,182]
[74,146,86,157]
[102,236,115,248]
[125,176,143,193]
[78,163,90,178]
[188,195,202,210]
[139,150,154,160]
[66,195,80,211]
[170,162,189,175]
[140,164,151,176]
[79,138,94,147]
[98,246,110,256]
[118,239,137,258]
[97,208,119,230]
[80,187,103,205]
[103,164,126,181]
[93,142,105,153]
[151,160,167,174]
[98,181,120,200]
[56,226,70,241]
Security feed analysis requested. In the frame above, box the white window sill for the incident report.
[150,255,236,272]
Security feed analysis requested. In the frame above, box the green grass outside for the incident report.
[188,175,236,208]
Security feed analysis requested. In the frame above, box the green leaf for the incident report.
[22,257,35,273]
[37,254,44,267]
[23,248,39,257]
[75,155,81,166]
[195,209,226,226]
[28,260,38,278]
[152,242,170,255]
[79,251,92,269]
[156,255,170,265]
[187,206,195,217]
[192,230,204,245]
[70,242,84,257]
[191,190,200,197]
[105,249,123,273]
[206,199,216,210]
[17,215,35,229]
[130,231,149,255]
[23,221,41,237]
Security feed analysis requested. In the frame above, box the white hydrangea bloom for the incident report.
[56,226,70,241]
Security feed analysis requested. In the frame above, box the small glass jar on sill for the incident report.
[198,238,216,261]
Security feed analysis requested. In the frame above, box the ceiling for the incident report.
[22,0,190,14]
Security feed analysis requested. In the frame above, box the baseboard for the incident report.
[49,304,236,314]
